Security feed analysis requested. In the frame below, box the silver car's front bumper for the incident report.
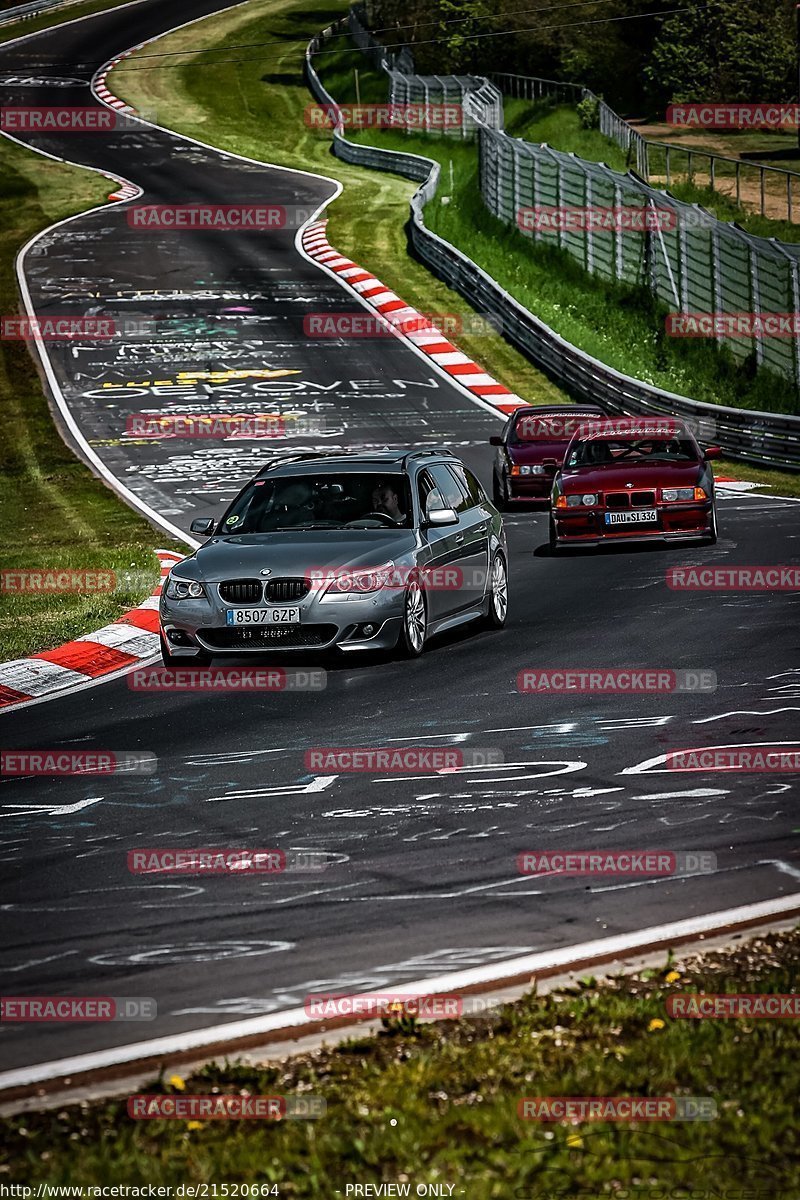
[159,585,406,656]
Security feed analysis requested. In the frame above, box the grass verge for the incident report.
[0,137,161,660]
[108,2,800,497]
[2,927,798,1193]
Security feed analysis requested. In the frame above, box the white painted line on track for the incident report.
[2,891,798,1095]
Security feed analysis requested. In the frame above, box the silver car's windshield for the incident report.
[219,472,414,534]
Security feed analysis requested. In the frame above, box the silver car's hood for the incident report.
[178,530,420,581]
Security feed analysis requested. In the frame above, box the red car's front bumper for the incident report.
[503,471,555,500]
[553,502,714,545]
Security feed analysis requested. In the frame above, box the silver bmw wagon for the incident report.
[159,449,509,662]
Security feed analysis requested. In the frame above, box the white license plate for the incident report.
[604,509,657,525]
[226,607,301,626]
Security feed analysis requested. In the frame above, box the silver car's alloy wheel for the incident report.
[482,553,508,630]
[402,578,427,656]
[490,553,508,624]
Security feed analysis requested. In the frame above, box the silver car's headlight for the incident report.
[318,562,396,600]
[165,575,205,600]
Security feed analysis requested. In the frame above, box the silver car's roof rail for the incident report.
[400,447,454,468]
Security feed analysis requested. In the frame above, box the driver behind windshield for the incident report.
[370,481,407,524]
[259,479,316,530]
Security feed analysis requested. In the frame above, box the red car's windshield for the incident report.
[565,436,699,469]
[511,413,597,444]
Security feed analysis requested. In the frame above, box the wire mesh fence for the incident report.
[306,12,800,457]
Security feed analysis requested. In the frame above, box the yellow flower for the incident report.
[648,1018,666,1032]
[566,1134,583,1148]
[168,1074,186,1091]
[186,1121,204,1131]
[665,970,681,984]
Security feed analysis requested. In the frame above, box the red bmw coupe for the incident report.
[490,405,606,507]
[549,417,722,551]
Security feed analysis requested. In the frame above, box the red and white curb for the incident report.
[93,39,157,202]
[0,550,181,712]
[301,219,528,415]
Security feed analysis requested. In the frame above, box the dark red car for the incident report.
[490,405,605,507]
[549,416,722,551]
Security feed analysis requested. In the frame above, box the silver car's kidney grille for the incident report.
[218,579,263,604]
[265,578,309,603]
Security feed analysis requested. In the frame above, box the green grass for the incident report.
[2,928,799,1193]
[0,138,162,660]
[506,100,630,173]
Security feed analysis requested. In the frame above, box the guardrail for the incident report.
[0,0,73,28]
[305,19,800,469]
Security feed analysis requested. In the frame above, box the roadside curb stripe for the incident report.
[0,550,182,712]
[300,219,527,416]
[1,891,797,1099]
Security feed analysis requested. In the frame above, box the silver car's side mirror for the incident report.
[190,518,215,536]
[425,507,458,527]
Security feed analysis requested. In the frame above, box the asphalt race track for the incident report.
[1,0,799,1077]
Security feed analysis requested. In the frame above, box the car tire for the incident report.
[481,552,508,630]
[705,506,718,545]
[548,516,560,555]
[397,576,427,658]
[492,473,508,511]
[160,632,212,667]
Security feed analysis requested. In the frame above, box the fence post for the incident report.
[613,178,624,279]
[749,241,765,367]
[791,255,800,396]
[711,222,724,346]
[585,168,594,275]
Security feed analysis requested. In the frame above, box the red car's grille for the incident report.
[604,491,656,509]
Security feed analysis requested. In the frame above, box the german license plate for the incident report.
[604,510,657,525]
[226,607,301,626]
